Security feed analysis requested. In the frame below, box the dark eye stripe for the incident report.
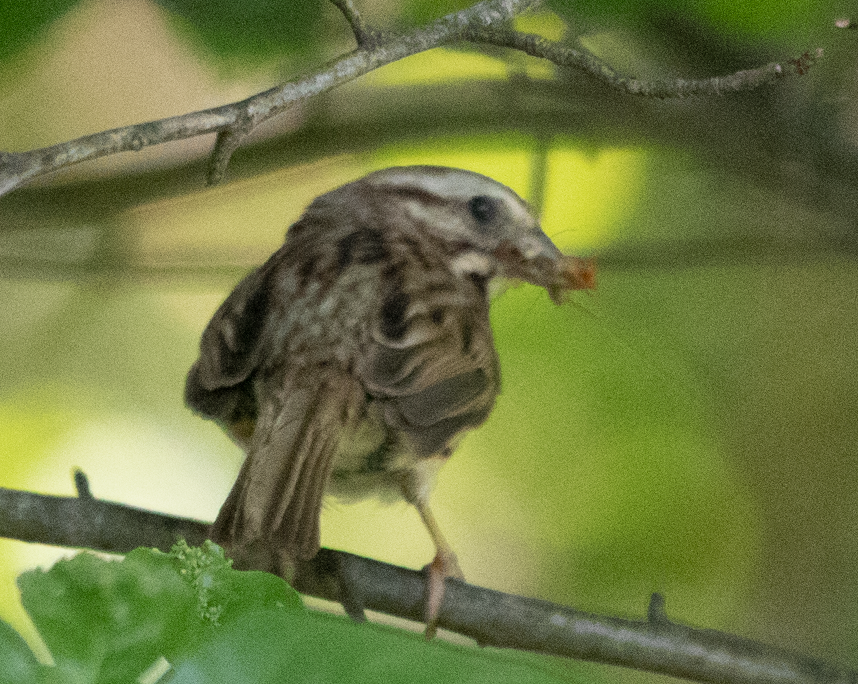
[467,195,498,224]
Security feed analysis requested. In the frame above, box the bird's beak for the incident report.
[493,230,595,304]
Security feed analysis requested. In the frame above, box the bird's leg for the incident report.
[398,457,463,637]
[414,500,463,639]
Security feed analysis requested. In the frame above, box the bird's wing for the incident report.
[212,367,363,563]
[184,247,288,441]
[360,271,501,457]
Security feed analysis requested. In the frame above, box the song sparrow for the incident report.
[185,166,594,633]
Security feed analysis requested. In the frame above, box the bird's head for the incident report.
[357,166,594,302]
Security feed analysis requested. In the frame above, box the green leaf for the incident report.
[13,542,583,683]
[0,618,41,684]
[18,548,198,683]
[168,539,303,625]
[155,0,324,62]
[14,542,304,682]
[0,0,80,63]
[171,609,577,684]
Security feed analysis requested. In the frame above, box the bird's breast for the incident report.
[327,400,422,503]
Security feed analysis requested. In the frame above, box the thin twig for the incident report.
[73,469,93,500]
[466,26,823,97]
[0,0,821,197]
[207,112,254,185]
[0,483,854,684]
[0,0,536,197]
[330,0,379,48]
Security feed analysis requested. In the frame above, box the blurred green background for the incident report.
[1,0,857,677]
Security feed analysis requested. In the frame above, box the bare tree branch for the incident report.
[0,481,854,684]
[465,26,823,97]
[0,0,534,197]
[0,0,821,198]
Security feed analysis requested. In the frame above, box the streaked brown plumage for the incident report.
[185,166,594,631]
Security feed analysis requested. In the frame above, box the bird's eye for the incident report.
[467,195,498,225]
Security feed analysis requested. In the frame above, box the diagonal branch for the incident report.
[0,0,536,198]
[0,0,821,199]
[0,481,854,684]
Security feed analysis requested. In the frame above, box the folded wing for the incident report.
[361,268,501,458]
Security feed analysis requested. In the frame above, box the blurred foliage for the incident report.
[0,0,840,71]
[0,0,326,66]
[0,0,79,63]
[155,0,325,64]
[399,0,474,26]
[546,0,839,45]
[4,542,585,683]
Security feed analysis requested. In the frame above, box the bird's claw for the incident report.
[423,550,463,639]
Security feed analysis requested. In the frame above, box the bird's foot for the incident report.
[423,549,464,639]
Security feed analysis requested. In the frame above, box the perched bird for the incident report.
[185,166,594,633]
